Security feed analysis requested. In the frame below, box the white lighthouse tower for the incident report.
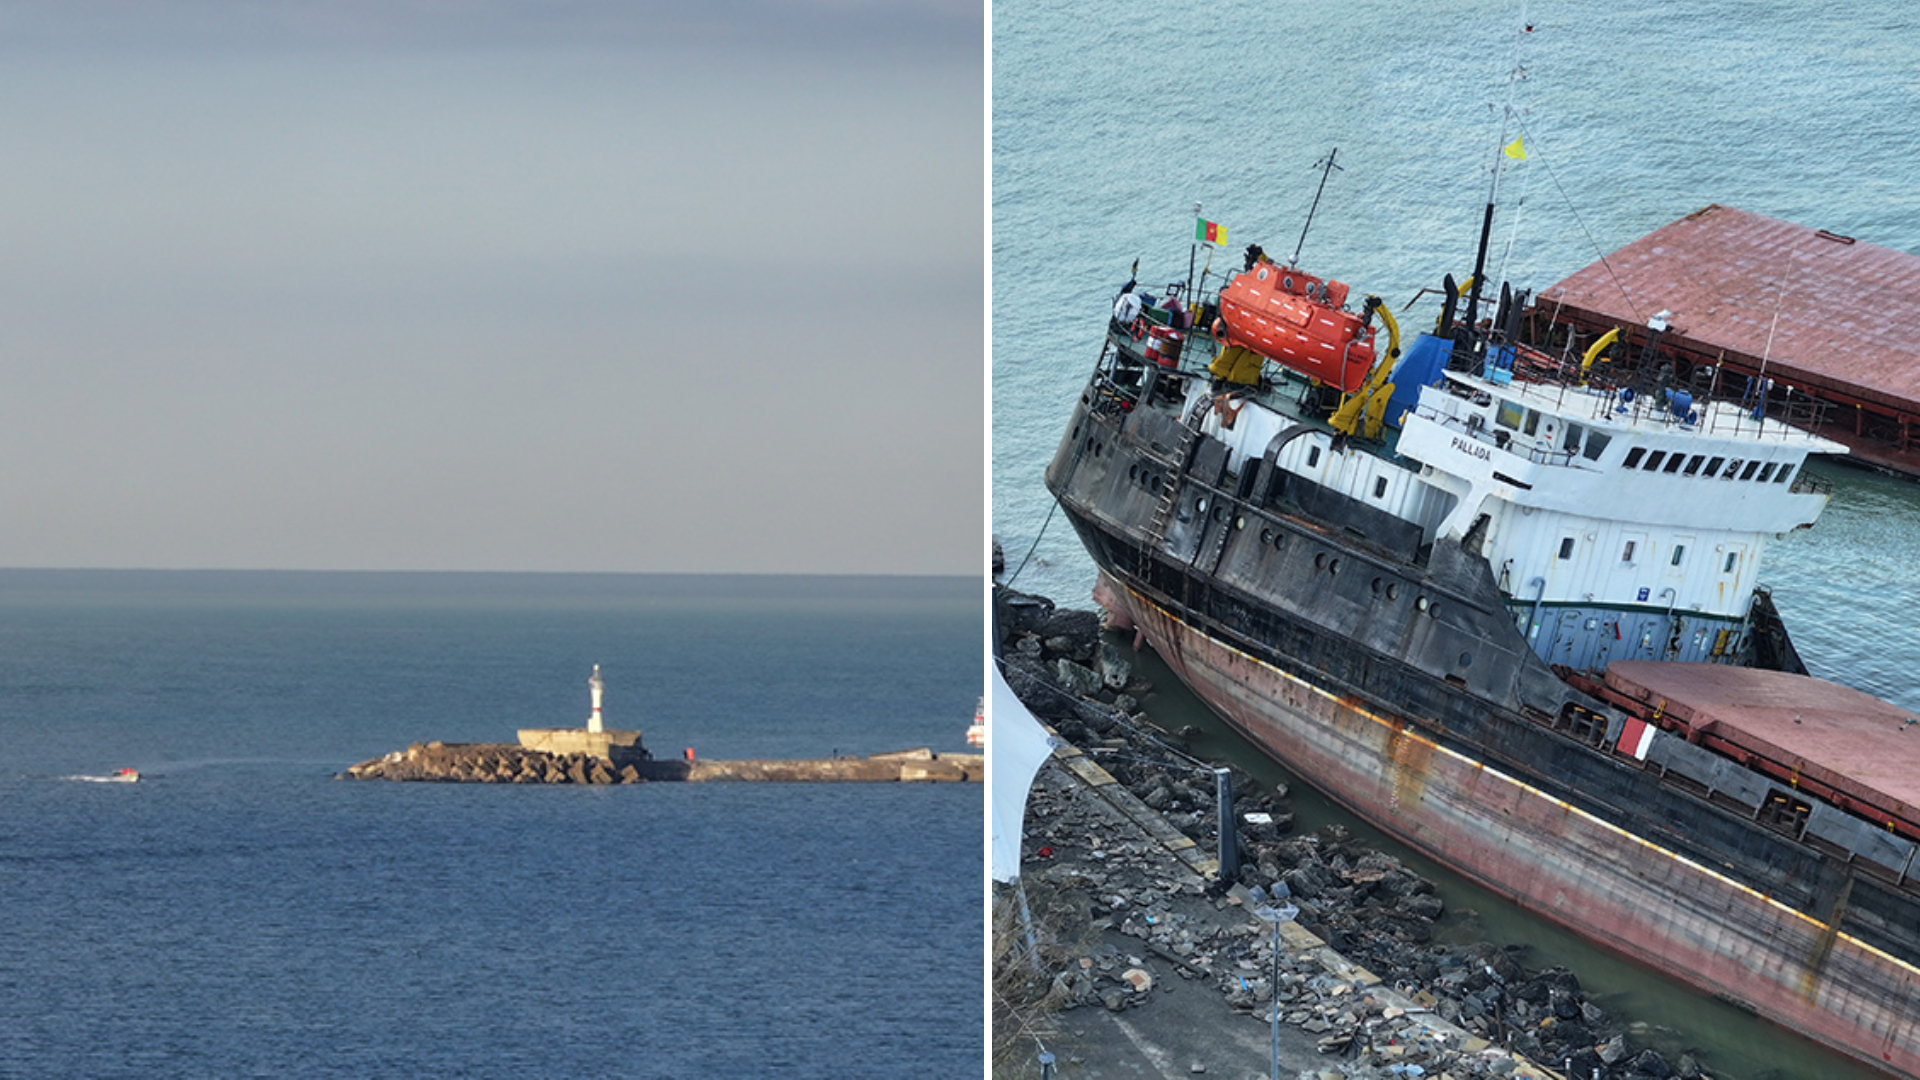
[517,662,646,766]
[587,664,605,733]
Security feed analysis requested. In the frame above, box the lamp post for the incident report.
[1251,896,1297,1080]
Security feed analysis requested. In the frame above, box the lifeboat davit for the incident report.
[1215,263,1376,392]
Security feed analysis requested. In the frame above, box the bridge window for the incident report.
[1623,447,1646,469]
[1496,401,1523,429]
[1775,463,1795,484]
[1757,462,1776,482]
[1663,454,1685,474]
[1583,431,1611,461]
[1373,476,1388,499]
[1704,455,1724,476]
[1643,450,1667,472]
[1741,461,1761,481]
[1682,454,1705,476]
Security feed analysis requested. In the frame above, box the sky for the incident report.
[0,1,983,575]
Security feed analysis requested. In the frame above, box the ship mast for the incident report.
[1290,148,1341,267]
[1462,17,1533,344]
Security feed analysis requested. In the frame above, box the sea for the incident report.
[0,571,982,1079]
[994,2,1920,1077]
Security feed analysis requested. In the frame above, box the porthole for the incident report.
[1458,652,1473,668]
[1429,603,1441,619]
[1150,475,1163,493]
[1416,595,1430,612]
[1196,496,1209,513]
[1212,506,1226,523]
[1129,463,1139,481]
[1234,516,1247,530]
[1314,552,1328,570]
[1327,558,1340,575]
[1273,532,1287,551]
[1370,577,1383,595]
[1386,583,1400,600]
[1261,527,1274,545]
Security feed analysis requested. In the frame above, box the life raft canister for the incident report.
[1215,263,1375,392]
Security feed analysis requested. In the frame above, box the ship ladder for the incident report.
[1138,412,1203,579]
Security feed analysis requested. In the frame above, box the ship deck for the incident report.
[1604,660,1920,830]
[1536,204,1920,477]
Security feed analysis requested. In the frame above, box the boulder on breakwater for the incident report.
[339,741,981,784]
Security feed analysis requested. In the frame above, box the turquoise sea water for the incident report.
[0,571,980,1078]
[994,3,1920,1075]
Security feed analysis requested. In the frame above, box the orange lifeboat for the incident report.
[1215,263,1376,392]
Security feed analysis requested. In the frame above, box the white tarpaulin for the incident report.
[990,664,1059,883]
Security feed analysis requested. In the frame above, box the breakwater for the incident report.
[340,741,981,784]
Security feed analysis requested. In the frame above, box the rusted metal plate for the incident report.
[1539,204,1920,414]
[1605,659,1920,823]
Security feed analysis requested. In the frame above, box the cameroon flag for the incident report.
[1196,217,1227,246]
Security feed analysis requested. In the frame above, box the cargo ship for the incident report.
[1043,207,1920,1073]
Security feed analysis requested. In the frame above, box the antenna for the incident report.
[1464,12,1534,340]
[1291,148,1341,267]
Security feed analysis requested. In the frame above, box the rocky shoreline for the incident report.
[340,741,981,784]
[995,580,1720,1080]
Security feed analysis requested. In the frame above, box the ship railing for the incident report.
[1789,470,1832,497]
[1088,339,1145,415]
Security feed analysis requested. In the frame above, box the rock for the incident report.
[1054,658,1104,697]
[1098,641,1133,690]
[1035,606,1102,651]
[1630,1048,1675,1078]
[1399,892,1445,921]
[1599,1034,1631,1065]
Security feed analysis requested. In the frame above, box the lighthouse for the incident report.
[516,663,646,766]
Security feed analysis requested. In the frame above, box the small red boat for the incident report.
[1215,262,1375,392]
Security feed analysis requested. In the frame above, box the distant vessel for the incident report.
[1045,189,1920,1074]
[967,697,986,747]
[73,768,140,783]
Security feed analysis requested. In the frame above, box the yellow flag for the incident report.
[1503,136,1527,160]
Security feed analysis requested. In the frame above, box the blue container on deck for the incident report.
[1384,333,1454,430]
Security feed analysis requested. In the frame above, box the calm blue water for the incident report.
[995,3,1920,1075]
[0,571,981,1078]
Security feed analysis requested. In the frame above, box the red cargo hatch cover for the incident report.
[1604,660,1920,826]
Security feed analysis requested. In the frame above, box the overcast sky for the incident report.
[0,1,982,574]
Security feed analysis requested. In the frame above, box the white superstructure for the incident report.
[1177,333,1845,671]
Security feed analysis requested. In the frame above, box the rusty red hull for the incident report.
[1097,571,1920,1078]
